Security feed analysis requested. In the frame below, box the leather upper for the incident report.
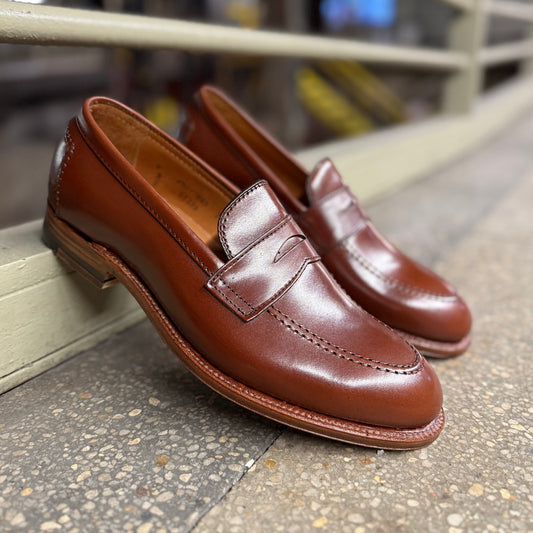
[206,187,321,321]
[47,96,443,430]
[179,86,472,344]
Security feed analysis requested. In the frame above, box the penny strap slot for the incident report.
[206,217,320,321]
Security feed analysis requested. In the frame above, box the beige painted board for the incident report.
[0,309,142,395]
[0,220,66,297]
[481,39,533,66]
[298,76,533,203]
[0,1,466,70]
[0,273,141,376]
[486,0,533,22]
[0,221,143,393]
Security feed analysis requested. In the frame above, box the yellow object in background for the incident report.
[297,61,405,137]
[225,0,261,29]
[319,61,405,124]
[297,66,373,136]
[144,97,180,133]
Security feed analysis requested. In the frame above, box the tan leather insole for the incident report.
[92,103,231,254]
[134,136,228,248]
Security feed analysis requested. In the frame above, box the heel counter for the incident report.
[48,119,77,215]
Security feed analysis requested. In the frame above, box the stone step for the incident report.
[194,144,533,533]
[1,111,532,532]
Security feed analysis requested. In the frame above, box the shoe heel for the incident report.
[43,206,117,290]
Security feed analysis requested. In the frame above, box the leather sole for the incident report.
[43,206,445,450]
[394,329,471,359]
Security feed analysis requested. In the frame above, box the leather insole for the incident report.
[92,103,232,255]
[135,136,228,247]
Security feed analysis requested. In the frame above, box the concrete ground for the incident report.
[1,112,532,533]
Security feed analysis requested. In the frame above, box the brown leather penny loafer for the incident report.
[43,96,444,449]
[179,86,472,358]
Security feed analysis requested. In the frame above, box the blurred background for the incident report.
[0,0,530,228]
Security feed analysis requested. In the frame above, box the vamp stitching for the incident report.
[268,307,423,374]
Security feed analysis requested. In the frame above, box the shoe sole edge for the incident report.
[394,328,471,359]
[43,206,445,450]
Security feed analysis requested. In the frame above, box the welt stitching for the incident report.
[212,217,291,284]
[106,246,441,440]
[270,307,420,370]
[219,181,266,256]
[55,129,75,215]
[267,309,422,375]
[94,100,233,201]
[77,120,212,276]
[343,242,457,300]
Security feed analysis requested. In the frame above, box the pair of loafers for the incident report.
[43,88,471,449]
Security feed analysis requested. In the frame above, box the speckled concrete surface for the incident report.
[0,321,281,532]
[193,171,533,532]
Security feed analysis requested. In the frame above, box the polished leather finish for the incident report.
[44,97,443,447]
[206,193,321,321]
[179,86,472,356]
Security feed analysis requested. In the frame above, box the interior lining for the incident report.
[91,102,232,255]
[206,92,308,203]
